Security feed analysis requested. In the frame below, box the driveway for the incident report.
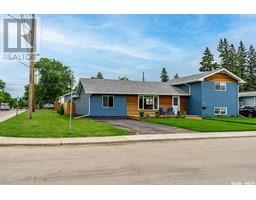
[98,119,193,134]
[1,137,256,184]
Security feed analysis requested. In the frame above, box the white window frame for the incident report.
[102,95,114,108]
[214,107,228,116]
[214,82,227,91]
[138,95,159,110]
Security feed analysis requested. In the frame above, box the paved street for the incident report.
[99,119,193,134]
[0,137,256,184]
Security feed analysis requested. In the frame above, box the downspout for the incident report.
[74,93,92,119]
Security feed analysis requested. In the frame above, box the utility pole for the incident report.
[28,14,36,119]
[69,82,73,131]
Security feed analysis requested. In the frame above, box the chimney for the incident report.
[142,72,145,82]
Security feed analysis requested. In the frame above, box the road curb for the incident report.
[1,131,256,146]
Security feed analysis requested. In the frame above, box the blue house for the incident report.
[239,91,256,107]
[73,68,244,117]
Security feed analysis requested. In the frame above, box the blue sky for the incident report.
[1,14,256,97]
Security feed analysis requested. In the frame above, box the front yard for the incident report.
[144,117,256,132]
[0,110,131,137]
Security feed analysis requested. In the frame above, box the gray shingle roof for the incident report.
[169,70,219,85]
[239,91,256,97]
[79,78,189,96]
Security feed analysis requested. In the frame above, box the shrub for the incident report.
[145,114,150,118]
[176,110,186,118]
[155,110,160,118]
[57,104,64,115]
[139,111,144,118]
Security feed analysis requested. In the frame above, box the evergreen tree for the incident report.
[199,47,218,71]
[160,67,169,82]
[236,41,247,80]
[244,45,256,91]
[226,44,238,74]
[173,73,179,79]
[91,72,104,79]
[217,38,230,70]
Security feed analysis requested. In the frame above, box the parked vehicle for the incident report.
[0,103,11,111]
[42,103,54,109]
[239,106,256,118]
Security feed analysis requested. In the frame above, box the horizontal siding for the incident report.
[205,73,237,83]
[126,96,138,116]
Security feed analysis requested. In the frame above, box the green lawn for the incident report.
[144,117,256,132]
[0,110,131,138]
[208,117,256,125]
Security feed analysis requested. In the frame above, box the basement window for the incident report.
[214,107,227,116]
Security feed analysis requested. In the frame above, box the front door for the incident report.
[172,96,180,114]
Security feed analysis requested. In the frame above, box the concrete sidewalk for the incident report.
[0,110,26,123]
[1,131,256,146]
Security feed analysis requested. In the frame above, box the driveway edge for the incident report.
[1,131,256,146]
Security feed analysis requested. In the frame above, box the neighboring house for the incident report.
[73,68,244,117]
[56,92,77,104]
[239,91,256,107]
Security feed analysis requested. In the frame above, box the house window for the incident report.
[102,96,114,108]
[214,107,227,115]
[214,82,226,91]
[254,97,256,104]
[138,96,159,110]
[173,97,179,106]
[139,96,143,109]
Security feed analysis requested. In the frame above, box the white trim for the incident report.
[137,95,159,110]
[102,95,114,108]
[172,96,180,113]
[184,83,191,95]
[214,107,228,116]
[214,82,227,91]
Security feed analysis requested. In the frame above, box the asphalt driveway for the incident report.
[98,119,193,134]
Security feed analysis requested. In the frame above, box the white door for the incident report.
[172,96,180,114]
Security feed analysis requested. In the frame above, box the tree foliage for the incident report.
[160,67,169,82]
[0,79,5,91]
[0,79,14,106]
[30,58,75,106]
[200,38,256,92]
[118,76,129,80]
[199,47,218,72]
[91,72,104,79]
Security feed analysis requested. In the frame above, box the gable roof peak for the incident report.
[169,68,245,85]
